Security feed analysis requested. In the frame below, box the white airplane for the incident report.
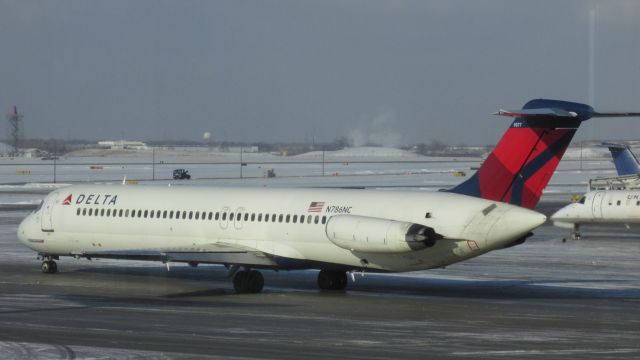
[551,143,640,239]
[551,190,640,239]
[18,99,639,293]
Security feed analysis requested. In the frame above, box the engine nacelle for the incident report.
[325,215,441,253]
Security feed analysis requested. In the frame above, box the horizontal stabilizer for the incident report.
[493,108,578,118]
[593,112,640,118]
[601,142,628,149]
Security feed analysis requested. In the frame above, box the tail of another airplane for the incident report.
[603,142,640,176]
[449,99,640,209]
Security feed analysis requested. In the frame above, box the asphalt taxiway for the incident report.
[1,202,640,359]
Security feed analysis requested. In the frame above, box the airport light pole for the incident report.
[322,147,325,176]
[152,146,155,181]
[53,140,57,184]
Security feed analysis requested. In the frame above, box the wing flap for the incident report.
[80,242,278,267]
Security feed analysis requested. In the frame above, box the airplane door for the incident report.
[591,192,604,218]
[41,194,58,232]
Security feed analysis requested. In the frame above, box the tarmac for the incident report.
[1,201,639,359]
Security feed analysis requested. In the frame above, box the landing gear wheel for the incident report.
[233,270,264,294]
[571,225,581,240]
[317,270,348,291]
[41,260,57,274]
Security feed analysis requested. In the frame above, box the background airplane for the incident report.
[18,99,640,293]
[603,142,640,176]
[552,143,640,239]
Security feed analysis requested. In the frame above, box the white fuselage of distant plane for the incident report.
[18,184,545,273]
[552,190,640,229]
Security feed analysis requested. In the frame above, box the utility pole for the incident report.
[152,146,156,181]
[53,140,57,184]
[322,147,325,176]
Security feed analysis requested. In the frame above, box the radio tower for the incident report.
[7,106,24,157]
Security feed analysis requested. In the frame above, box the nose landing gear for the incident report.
[41,258,58,274]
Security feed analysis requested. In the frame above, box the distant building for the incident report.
[98,140,148,150]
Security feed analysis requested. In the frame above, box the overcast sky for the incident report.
[1,0,639,145]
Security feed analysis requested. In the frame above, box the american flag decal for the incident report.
[308,201,325,212]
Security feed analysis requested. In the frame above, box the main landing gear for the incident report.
[317,270,348,291]
[233,268,264,294]
[41,257,58,274]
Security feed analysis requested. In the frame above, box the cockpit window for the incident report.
[578,196,586,204]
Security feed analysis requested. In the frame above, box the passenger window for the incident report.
[195,211,199,220]
[286,214,290,223]
[307,215,312,224]
[617,200,621,206]
[272,214,277,222]
[637,201,640,206]
[222,212,227,221]
[314,215,319,224]
[119,209,123,217]
[82,208,87,216]
[278,214,283,223]
[138,210,143,217]
[189,211,193,220]
[258,214,262,222]
[88,209,93,216]
[215,212,220,220]
[106,209,111,217]
[251,213,255,221]
[150,210,154,218]
[264,214,269,222]
[76,208,81,216]
[237,212,242,221]
[230,213,235,221]
[244,213,249,221]
[293,215,298,223]
[300,215,305,223]
[208,212,213,220]
[181,211,187,219]
[99,209,104,216]
[144,210,148,218]
[322,216,326,224]
[169,211,173,219]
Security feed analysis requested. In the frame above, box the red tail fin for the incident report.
[449,99,590,209]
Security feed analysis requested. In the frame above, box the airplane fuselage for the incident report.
[552,190,640,228]
[18,184,545,273]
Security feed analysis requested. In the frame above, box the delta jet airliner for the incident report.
[18,99,640,293]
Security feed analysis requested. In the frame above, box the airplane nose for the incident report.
[17,216,28,245]
[17,214,34,247]
[486,206,547,246]
[550,207,568,221]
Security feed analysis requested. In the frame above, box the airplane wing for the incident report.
[80,242,278,267]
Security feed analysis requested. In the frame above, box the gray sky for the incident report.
[1,0,639,145]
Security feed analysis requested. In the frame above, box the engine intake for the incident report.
[325,215,442,253]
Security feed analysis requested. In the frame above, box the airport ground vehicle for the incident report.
[173,169,191,180]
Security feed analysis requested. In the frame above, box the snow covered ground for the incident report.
[0,145,621,207]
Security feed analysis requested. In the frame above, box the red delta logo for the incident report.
[62,194,72,205]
